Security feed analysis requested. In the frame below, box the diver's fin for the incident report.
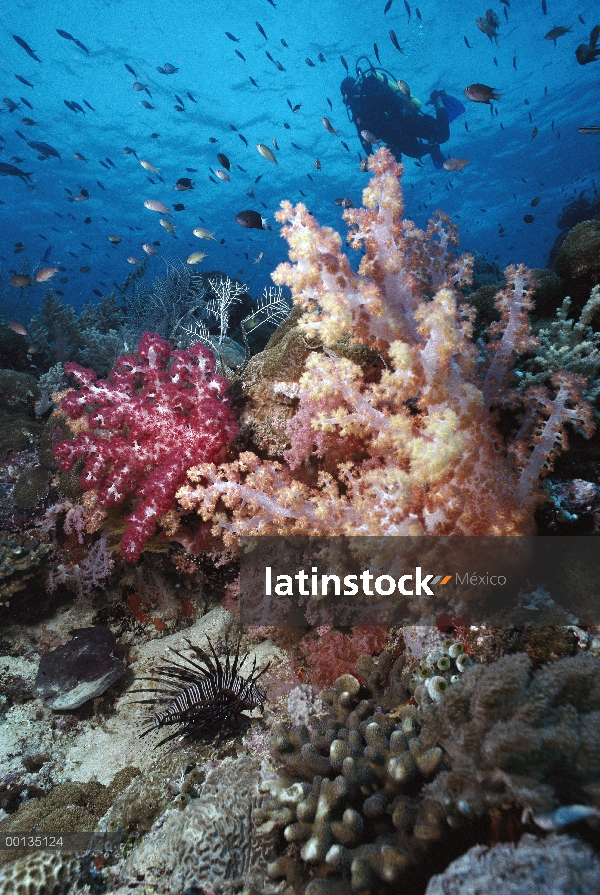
[429,144,447,169]
[442,93,466,123]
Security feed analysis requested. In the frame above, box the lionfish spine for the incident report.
[134,636,270,747]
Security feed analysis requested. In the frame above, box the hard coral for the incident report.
[256,655,448,894]
[54,332,238,561]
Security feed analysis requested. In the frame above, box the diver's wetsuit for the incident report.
[346,75,449,162]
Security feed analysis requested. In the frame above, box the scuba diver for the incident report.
[341,58,465,169]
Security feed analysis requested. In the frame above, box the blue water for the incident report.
[1,0,599,315]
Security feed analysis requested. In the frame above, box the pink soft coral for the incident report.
[55,332,238,561]
[298,626,389,688]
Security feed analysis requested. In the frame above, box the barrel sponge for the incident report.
[418,652,600,824]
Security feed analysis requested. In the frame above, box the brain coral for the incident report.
[0,851,80,895]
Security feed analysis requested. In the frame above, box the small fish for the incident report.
[127,256,142,264]
[125,63,136,76]
[493,56,498,65]
[238,133,248,147]
[74,39,89,54]
[99,160,109,169]
[144,199,171,214]
[215,169,230,181]
[235,50,246,61]
[340,55,348,72]
[404,0,411,21]
[322,117,339,134]
[464,83,499,103]
[416,7,421,18]
[523,214,535,223]
[314,159,322,169]
[341,140,350,151]
[123,146,138,158]
[235,209,268,229]
[256,21,268,39]
[9,274,32,287]
[318,53,326,62]
[576,25,600,64]
[579,14,585,24]
[578,126,600,134]
[163,63,178,73]
[29,140,62,160]
[175,176,193,190]
[274,60,285,71]
[374,43,381,63]
[13,35,41,63]
[249,77,259,87]
[513,55,517,70]
[327,97,333,110]
[8,321,27,335]
[20,97,33,110]
[57,28,74,40]
[173,203,185,211]
[193,227,216,239]
[140,100,155,109]
[225,32,240,41]
[97,180,105,189]
[272,137,279,150]
[384,0,393,11]
[142,243,157,255]
[486,8,500,28]
[253,251,264,263]
[531,126,538,139]
[464,36,472,48]
[361,129,380,143]
[21,117,36,126]
[140,159,160,172]
[159,218,175,234]
[174,94,185,107]
[541,0,547,13]
[83,100,94,112]
[442,157,470,171]
[390,30,403,52]
[545,25,573,45]
[107,235,122,244]
[15,75,34,88]
[3,98,20,113]
[187,91,197,103]
[306,57,315,66]
[186,252,207,264]
[476,17,497,41]
[257,143,278,164]
[35,267,59,282]
[531,196,541,206]
[281,38,288,47]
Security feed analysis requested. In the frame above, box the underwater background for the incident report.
[2,1,600,894]
[1,0,599,312]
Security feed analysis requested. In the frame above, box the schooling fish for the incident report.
[390,30,403,52]
[256,21,268,39]
[13,35,41,63]
[144,199,171,214]
[340,55,349,72]
[15,74,34,88]
[225,32,240,41]
[83,100,95,111]
[235,209,269,230]
[464,83,499,103]
[0,162,33,182]
[28,140,61,160]
[187,91,197,103]
[125,63,136,76]
[257,143,277,164]
[545,25,573,45]
[322,117,339,134]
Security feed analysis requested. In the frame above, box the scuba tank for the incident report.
[353,56,421,113]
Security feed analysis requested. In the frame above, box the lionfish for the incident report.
[134,636,270,747]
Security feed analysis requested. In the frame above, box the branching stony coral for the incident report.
[418,652,600,824]
[255,653,449,894]
[519,285,600,401]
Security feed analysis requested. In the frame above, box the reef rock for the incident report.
[35,626,125,710]
[425,833,600,895]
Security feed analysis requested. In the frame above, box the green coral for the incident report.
[519,286,600,401]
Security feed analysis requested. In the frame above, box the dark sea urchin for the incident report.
[135,637,270,747]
